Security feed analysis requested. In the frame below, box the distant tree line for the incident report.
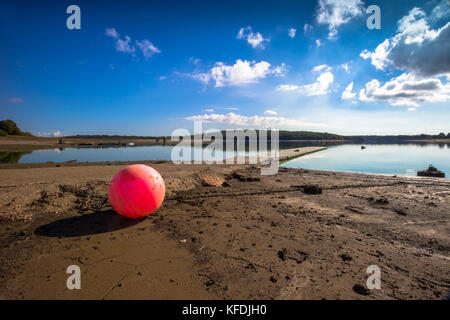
[66,131,450,141]
[191,130,346,141]
[344,133,450,143]
[2,119,448,142]
[278,130,345,140]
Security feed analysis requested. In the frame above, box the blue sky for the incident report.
[0,0,449,136]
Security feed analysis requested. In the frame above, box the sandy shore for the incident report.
[0,161,449,300]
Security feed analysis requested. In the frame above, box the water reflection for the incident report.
[0,151,31,163]
[1,141,343,164]
[282,144,450,177]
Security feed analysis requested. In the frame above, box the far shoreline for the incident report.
[1,134,449,152]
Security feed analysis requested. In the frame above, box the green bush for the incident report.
[0,128,7,136]
[0,119,29,136]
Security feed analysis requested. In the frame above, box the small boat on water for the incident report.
[417,164,445,178]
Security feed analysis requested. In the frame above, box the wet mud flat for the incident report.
[0,162,449,299]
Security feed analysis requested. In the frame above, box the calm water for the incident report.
[0,141,331,164]
[282,144,450,177]
[2,143,449,178]
[1,146,259,164]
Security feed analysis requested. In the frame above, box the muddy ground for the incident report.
[0,162,449,299]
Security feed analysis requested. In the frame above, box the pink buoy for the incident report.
[108,164,165,219]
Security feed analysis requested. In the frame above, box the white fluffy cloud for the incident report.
[105,27,119,38]
[360,7,450,77]
[105,27,160,59]
[316,0,364,39]
[193,60,285,87]
[136,39,161,58]
[115,35,136,54]
[312,64,331,72]
[264,110,277,115]
[106,28,135,54]
[276,84,301,92]
[299,71,334,96]
[185,112,325,129]
[271,63,287,76]
[359,73,450,107]
[277,68,334,96]
[358,3,450,108]
[288,28,297,38]
[341,81,356,100]
[237,26,269,49]
[304,24,313,34]
[53,130,62,137]
[431,0,450,22]
[340,63,350,73]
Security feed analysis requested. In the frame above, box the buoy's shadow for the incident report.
[35,210,144,238]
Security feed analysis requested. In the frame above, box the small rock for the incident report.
[353,284,371,296]
[340,253,353,262]
[394,209,407,216]
[245,263,257,271]
[205,279,215,287]
[374,197,389,204]
[302,185,322,195]
[277,249,287,261]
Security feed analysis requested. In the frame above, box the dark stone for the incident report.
[340,253,353,262]
[394,209,407,216]
[205,279,215,287]
[302,185,322,195]
[374,197,389,204]
[222,181,232,187]
[353,284,371,296]
[277,248,287,261]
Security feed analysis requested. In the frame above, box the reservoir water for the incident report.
[2,143,449,178]
[282,143,449,177]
